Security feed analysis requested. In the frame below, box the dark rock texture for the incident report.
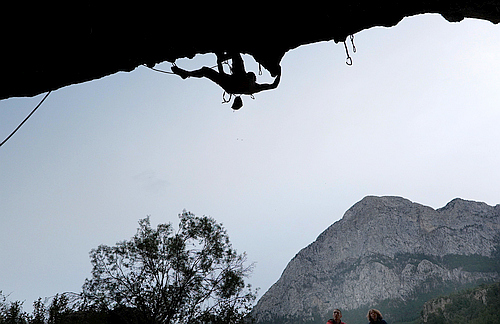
[2,1,500,100]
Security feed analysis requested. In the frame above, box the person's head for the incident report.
[332,309,342,321]
[367,309,383,322]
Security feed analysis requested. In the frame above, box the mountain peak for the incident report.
[251,196,500,323]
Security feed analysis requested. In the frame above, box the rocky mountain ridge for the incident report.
[251,196,500,323]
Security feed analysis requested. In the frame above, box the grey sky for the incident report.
[1,14,499,312]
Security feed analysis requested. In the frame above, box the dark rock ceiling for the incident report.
[2,1,500,101]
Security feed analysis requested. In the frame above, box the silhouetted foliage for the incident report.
[0,292,27,324]
[5,301,25,324]
[28,298,45,324]
[47,294,74,324]
[81,211,256,324]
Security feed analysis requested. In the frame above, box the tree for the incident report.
[81,211,256,324]
[47,294,73,324]
[27,298,45,324]
[0,292,28,324]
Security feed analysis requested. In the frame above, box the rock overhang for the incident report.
[2,1,500,100]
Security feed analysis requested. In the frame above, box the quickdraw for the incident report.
[222,91,232,104]
[344,41,353,66]
[344,34,356,66]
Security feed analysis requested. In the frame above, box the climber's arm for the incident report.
[253,73,281,93]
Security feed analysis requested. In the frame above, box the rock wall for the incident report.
[420,285,490,322]
[2,1,500,100]
[251,196,500,323]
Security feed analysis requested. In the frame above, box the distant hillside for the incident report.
[250,196,500,324]
[421,281,500,323]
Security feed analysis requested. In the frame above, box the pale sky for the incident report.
[1,14,500,312]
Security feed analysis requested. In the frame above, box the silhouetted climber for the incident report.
[171,52,281,110]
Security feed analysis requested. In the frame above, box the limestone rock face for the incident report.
[420,285,491,322]
[251,196,500,323]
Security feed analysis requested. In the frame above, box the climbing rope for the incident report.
[143,64,176,74]
[0,91,52,148]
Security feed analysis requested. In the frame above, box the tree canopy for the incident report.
[81,211,256,324]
